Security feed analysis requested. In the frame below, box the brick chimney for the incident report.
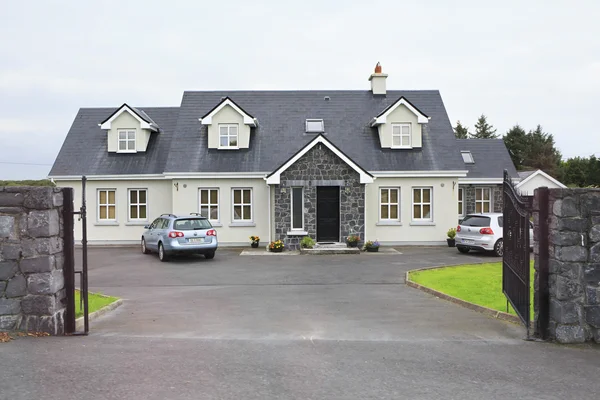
[368,62,388,95]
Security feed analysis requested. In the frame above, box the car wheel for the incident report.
[141,238,150,254]
[494,239,504,257]
[457,246,470,254]
[204,252,215,260]
[158,243,169,262]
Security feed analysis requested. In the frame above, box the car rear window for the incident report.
[461,215,491,227]
[498,216,503,227]
[173,218,212,230]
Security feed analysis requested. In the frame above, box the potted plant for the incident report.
[300,236,315,249]
[346,234,360,248]
[269,239,285,253]
[249,235,260,248]
[446,228,456,247]
[363,240,380,252]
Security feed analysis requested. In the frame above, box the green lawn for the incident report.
[74,290,119,318]
[409,261,534,317]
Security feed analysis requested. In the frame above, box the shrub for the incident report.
[300,236,315,249]
[447,228,457,239]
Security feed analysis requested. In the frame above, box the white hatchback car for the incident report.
[456,213,533,257]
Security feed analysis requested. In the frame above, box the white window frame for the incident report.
[290,187,304,230]
[412,187,433,221]
[379,187,401,221]
[458,188,465,217]
[219,124,239,149]
[117,129,136,153]
[128,189,148,221]
[232,188,253,221]
[475,187,492,213]
[392,123,412,149]
[461,151,474,164]
[199,188,220,223]
[97,189,117,221]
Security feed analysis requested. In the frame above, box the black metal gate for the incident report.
[502,169,532,337]
[64,176,89,335]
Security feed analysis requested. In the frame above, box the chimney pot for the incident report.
[374,62,382,73]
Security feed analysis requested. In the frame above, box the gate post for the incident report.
[62,188,76,334]
[534,187,550,339]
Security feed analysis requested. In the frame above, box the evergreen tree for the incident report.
[503,124,528,169]
[454,121,470,139]
[522,125,562,177]
[471,114,499,139]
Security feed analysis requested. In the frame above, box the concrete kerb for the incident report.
[405,264,524,326]
[75,296,123,332]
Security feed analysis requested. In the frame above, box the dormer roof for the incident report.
[199,97,258,127]
[370,96,430,126]
[99,103,159,132]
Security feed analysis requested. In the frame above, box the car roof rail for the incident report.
[160,213,177,217]
[189,213,208,219]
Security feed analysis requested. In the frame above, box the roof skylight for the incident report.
[461,151,474,164]
[305,119,324,133]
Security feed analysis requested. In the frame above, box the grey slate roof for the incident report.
[518,170,536,180]
[456,139,518,179]
[49,107,179,176]
[165,90,465,173]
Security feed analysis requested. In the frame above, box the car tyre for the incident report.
[204,251,215,260]
[457,246,470,254]
[141,238,150,254]
[158,243,169,262]
[493,239,504,257]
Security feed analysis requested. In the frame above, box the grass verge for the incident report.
[409,261,534,318]
[75,290,119,318]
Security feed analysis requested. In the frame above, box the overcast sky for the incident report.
[1,0,598,180]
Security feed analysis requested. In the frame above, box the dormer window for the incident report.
[392,123,411,148]
[461,151,474,164]
[305,119,324,133]
[219,124,239,148]
[118,129,136,153]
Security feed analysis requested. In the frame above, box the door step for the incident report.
[301,242,360,255]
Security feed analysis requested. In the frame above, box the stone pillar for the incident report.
[536,188,600,343]
[0,187,66,335]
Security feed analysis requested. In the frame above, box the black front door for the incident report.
[317,186,340,242]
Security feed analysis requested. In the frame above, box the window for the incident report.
[412,187,432,221]
[458,188,465,217]
[199,189,219,222]
[475,188,492,213]
[305,119,324,133]
[291,187,304,230]
[461,215,491,227]
[392,123,411,148]
[461,151,474,164]
[174,218,212,230]
[219,124,238,148]
[118,130,136,152]
[128,189,147,220]
[232,188,252,221]
[98,189,116,221]
[380,188,400,221]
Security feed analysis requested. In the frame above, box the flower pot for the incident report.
[447,238,456,248]
[366,247,379,252]
[251,242,259,248]
[270,247,283,253]
[347,241,358,248]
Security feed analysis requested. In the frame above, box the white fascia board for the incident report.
[458,178,504,185]
[372,98,430,126]
[49,174,165,181]
[371,170,468,178]
[100,105,158,132]
[164,172,269,179]
[515,169,566,189]
[199,99,257,127]
[266,136,374,185]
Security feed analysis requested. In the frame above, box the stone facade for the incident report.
[274,145,364,250]
[0,187,66,335]
[461,185,503,216]
[533,188,600,343]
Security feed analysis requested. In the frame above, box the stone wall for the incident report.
[0,187,66,335]
[274,144,364,250]
[533,188,600,343]
[462,185,503,215]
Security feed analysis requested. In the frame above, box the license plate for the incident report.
[462,239,474,245]
[188,238,206,243]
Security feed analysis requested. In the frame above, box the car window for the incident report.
[155,218,168,229]
[498,216,503,227]
[150,218,161,229]
[461,215,491,227]
[174,218,212,230]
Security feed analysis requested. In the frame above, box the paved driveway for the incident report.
[1,247,599,400]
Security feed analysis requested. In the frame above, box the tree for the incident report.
[471,114,499,139]
[503,125,528,169]
[522,125,562,177]
[454,121,469,139]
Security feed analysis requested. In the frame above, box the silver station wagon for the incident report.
[141,214,218,261]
